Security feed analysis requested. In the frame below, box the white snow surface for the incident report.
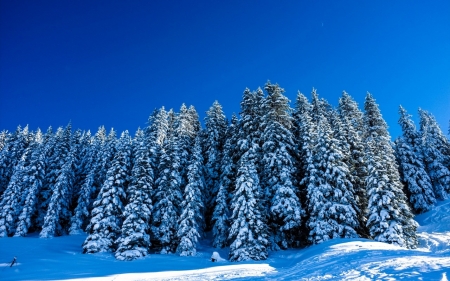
[1,199,449,281]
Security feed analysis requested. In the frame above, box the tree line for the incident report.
[0,82,449,261]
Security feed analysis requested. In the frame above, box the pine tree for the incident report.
[306,116,360,244]
[0,130,8,152]
[176,104,199,189]
[0,125,30,197]
[203,101,227,230]
[212,114,239,248]
[419,109,450,199]
[69,127,106,234]
[293,92,314,208]
[261,82,303,249]
[396,106,436,213]
[36,126,63,229]
[338,91,369,237]
[0,149,28,237]
[39,123,75,237]
[364,93,417,248]
[176,136,204,256]
[395,138,436,213]
[82,131,131,253]
[115,129,154,260]
[14,130,47,236]
[151,110,183,254]
[228,143,268,261]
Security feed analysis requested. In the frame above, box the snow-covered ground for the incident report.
[1,199,449,281]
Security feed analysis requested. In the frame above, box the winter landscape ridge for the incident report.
[1,83,450,280]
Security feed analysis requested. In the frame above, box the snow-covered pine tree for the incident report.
[14,130,47,236]
[228,142,268,261]
[0,130,8,152]
[176,136,204,256]
[70,130,92,212]
[419,109,450,199]
[293,92,314,210]
[212,114,239,248]
[145,107,169,184]
[115,128,154,260]
[69,127,106,234]
[261,82,303,249]
[396,106,436,213]
[36,126,62,229]
[0,125,30,197]
[306,115,360,244]
[395,137,436,213]
[364,93,417,248]
[337,91,369,237]
[82,131,131,253]
[0,138,30,237]
[176,104,199,189]
[203,101,227,230]
[40,123,76,237]
[151,110,183,254]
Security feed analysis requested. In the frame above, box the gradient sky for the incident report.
[1,0,449,138]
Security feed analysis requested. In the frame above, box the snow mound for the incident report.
[56,264,276,281]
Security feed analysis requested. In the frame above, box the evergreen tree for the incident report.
[36,126,62,229]
[14,130,47,236]
[338,91,369,237]
[419,109,450,199]
[395,137,436,213]
[176,136,204,256]
[306,116,360,244]
[203,101,227,230]
[0,130,8,152]
[115,129,154,260]
[176,104,199,189]
[0,125,30,196]
[0,147,28,237]
[364,93,417,248]
[293,92,314,207]
[151,110,183,254]
[40,123,74,237]
[396,106,436,213]
[261,82,303,249]
[69,127,106,234]
[83,131,131,253]
[228,143,268,261]
[212,114,239,248]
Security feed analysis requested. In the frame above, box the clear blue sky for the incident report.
[1,0,449,138]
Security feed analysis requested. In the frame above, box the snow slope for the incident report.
[1,199,449,281]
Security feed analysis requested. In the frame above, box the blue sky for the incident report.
[1,0,449,138]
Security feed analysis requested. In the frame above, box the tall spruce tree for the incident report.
[176,136,204,256]
[212,114,239,248]
[40,124,75,237]
[0,125,30,197]
[396,106,436,213]
[82,131,131,253]
[228,143,268,261]
[364,93,417,248]
[338,91,369,237]
[419,109,450,199]
[306,115,360,244]
[69,127,107,234]
[151,110,183,254]
[203,101,227,230]
[115,129,154,260]
[0,131,33,237]
[261,82,303,249]
[14,130,47,236]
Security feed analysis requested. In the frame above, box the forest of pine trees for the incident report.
[0,82,449,261]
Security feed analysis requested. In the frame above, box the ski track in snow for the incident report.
[1,199,450,281]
